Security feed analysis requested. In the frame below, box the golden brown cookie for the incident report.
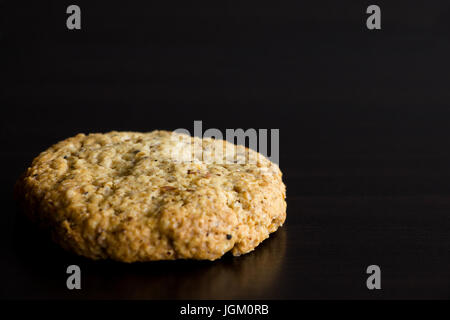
[15,131,286,262]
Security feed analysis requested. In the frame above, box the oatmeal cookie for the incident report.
[15,131,286,262]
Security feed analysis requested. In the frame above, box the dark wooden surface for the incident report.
[1,1,450,299]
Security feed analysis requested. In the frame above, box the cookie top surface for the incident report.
[17,131,286,261]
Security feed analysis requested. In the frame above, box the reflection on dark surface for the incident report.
[8,196,450,299]
[11,209,286,299]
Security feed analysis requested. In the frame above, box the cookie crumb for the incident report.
[161,186,176,191]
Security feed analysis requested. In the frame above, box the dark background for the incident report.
[1,0,450,299]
